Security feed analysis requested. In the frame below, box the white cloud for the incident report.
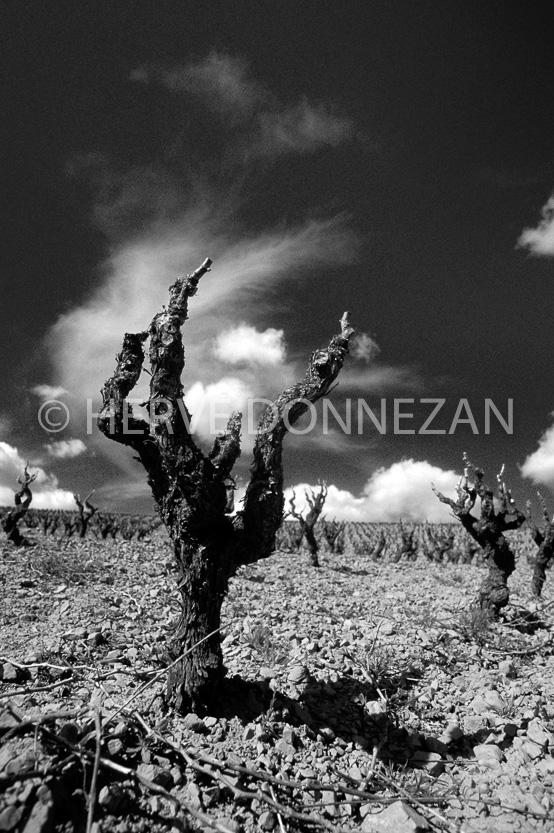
[286,460,460,522]
[214,324,286,366]
[517,194,554,256]
[0,442,41,480]
[45,438,87,459]
[360,460,461,521]
[520,419,554,485]
[0,441,75,510]
[184,377,254,441]
[32,384,69,401]
[23,490,77,510]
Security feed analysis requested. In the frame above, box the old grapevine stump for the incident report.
[98,259,355,711]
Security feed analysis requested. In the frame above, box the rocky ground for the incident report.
[1,527,553,833]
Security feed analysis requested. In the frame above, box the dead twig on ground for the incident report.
[0,676,75,699]
[85,708,102,833]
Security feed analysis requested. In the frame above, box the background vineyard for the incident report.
[0,507,162,541]
[276,519,538,566]
[0,507,539,569]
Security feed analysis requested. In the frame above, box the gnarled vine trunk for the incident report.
[433,455,525,617]
[2,466,37,546]
[74,491,97,538]
[98,259,354,712]
[526,494,554,598]
[288,482,327,567]
[322,518,345,554]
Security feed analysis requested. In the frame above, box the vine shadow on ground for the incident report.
[210,668,429,773]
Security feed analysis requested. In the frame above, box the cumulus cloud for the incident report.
[0,485,76,511]
[132,52,354,161]
[21,490,76,510]
[517,193,554,256]
[214,325,286,366]
[285,459,460,522]
[0,441,75,510]
[184,377,254,441]
[32,384,69,401]
[45,438,87,459]
[520,419,554,485]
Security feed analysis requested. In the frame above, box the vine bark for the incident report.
[433,454,525,616]
[98,259,354,711]
[2,465,37,546]
[526,494,554,597]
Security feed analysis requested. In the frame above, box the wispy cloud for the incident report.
[0,441,75,509]
[254,99,354,160]
[286,460,460,522]
[131,54,261,119]
[43,52,386,495]
[66,153,187,240]
[517,193,554,257]
[349,332,381,364]
[47,210,357,452]
[96,477,152,505]
[45,438,87,459]
[338,364,425,394]
[287,424,371,457]
[32,384,69,401]
[0,415,12,437]
[132,52,355,162]
[48,53,359,465]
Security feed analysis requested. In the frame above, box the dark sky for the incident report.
[2,1,554,519]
